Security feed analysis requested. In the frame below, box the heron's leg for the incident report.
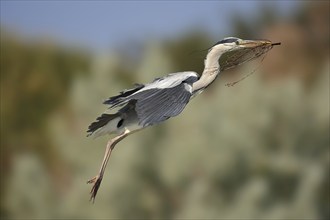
[87,128,130,202]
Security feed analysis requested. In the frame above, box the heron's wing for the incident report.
[103,83,144,106]
[133,83,193,126]
[104,71,198,110]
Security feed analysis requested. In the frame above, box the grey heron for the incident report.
[86,37,281,202]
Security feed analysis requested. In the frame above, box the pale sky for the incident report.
[1,1,298,52]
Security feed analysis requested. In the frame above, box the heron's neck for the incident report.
[192,49,222,92]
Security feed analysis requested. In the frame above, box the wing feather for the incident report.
[134,84,192,126]
[103,83,144,106]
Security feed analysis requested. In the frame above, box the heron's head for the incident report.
[210,37,277,53]
[208,37,281,70]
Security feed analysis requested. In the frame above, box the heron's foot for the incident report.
[87,175,99,184]
[87,175,102,202]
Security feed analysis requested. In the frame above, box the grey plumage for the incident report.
[87,72,198,137]
[87,113,118,135]
[134,84,193,126]
[103,83,144,106]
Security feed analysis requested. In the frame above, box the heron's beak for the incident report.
[239,40,281,49]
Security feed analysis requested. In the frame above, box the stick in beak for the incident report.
[223,40,281,87]
[271,42,281,46]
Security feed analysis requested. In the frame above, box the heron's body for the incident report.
[86,37,280,202]
[87,72,199,138]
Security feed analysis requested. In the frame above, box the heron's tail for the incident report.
[87,113,121,138]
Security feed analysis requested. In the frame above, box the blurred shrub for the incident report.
[0,29,90,217]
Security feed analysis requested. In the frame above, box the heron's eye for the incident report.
[117,119,124,128]
[235,41,239,45]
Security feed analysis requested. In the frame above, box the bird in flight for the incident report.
[86,37,281,202]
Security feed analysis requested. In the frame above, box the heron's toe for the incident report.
[87,175,99,184]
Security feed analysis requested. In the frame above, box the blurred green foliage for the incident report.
[0,30,90,217]
[1,1,329,219]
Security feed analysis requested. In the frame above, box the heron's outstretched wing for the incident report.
[103,71,198,110]
[133,83,193,126]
